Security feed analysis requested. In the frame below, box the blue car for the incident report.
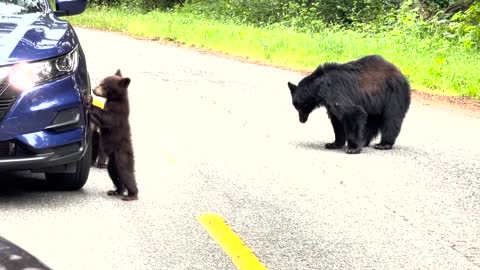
[0,0,92,190]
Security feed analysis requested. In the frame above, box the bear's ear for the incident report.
[287,82,297,96]
[115,69,123,77]
[119,77,131,88]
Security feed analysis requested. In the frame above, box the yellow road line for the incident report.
[159,147,176,165]
[197,212,269,270]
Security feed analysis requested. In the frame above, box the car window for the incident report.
[0,0,47,15]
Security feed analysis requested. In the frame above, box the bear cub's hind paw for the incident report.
[325,142,344,149]
[374,143,393,150]
[96,163,108,169]
[107,190,123,196]
[346,147,362,154]
[122,195,138,201]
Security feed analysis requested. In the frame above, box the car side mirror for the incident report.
[54,0,87,17]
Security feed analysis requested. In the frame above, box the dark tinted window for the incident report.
[0,0,47,15]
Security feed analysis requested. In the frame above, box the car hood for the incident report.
[0,13,77,66]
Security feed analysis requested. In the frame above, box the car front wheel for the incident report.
[45,140,92,191]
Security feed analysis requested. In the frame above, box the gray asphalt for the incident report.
[0,27,479,270]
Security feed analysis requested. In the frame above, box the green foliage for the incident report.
[314,0,403,25]
[417,0,455,18]
[181,0,403,31]
[75,0,480,97]
[68,6,480,98]
[278,1,326,33]
[180,0,286,26]
[86,0,478,52]
[87,0,184,11]
[448,2,480,49]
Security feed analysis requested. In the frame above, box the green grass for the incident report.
[67,6,480,98]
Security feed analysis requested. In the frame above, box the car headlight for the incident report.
[7,48,79,91]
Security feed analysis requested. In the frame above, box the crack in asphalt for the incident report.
[384,204,480,267]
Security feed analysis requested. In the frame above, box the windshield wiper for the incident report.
[12,9,32,15]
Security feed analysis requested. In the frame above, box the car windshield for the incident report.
[0,0,47,15]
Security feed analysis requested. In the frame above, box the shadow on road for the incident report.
[0,171,88,204]
[292,141,417,156]
[293,141,343,152]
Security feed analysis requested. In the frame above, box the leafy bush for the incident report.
[181,0,403,30]
[87,0,480,51]
[180,0,285,26]
[448,2,480,49]
[87,0,184,10]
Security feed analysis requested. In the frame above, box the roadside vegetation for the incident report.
[67,0,480,98]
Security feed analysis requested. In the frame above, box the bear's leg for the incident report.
[325,112,346,149]
[92,130,108,169]
[375,113,405,150]
[120,170,138,201]
[375,118,402,150]
[375,86,410,150]
[106,153,125,196]
[96,140,108,169]
[91,128,99,166]
[115,150,138,201]
[343,106,368,154]
[365,115,381,147]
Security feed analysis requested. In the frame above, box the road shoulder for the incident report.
[76,26,480,119]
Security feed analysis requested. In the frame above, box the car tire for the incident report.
[45,139,92,191]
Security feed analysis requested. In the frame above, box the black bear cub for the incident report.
[288,55,411,154]
[91,122,108,168]
[89,69,138,201]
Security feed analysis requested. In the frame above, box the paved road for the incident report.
[0,27,479,270]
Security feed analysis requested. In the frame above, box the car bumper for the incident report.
[0,136,88,172]
[0,63,90,172]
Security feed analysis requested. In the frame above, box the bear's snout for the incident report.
[93,86,105,97]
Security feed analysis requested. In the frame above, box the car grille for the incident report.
[0,97,15,119]
[0,141,13,157]
[0,74,19,121]
[54,143,81,156]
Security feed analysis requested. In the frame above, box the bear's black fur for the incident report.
[288,55,411,154]
[89,69,138,200]
[91,123,108,168]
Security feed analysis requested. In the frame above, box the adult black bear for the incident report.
[288,55,411,154]
[89,69,138,201]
